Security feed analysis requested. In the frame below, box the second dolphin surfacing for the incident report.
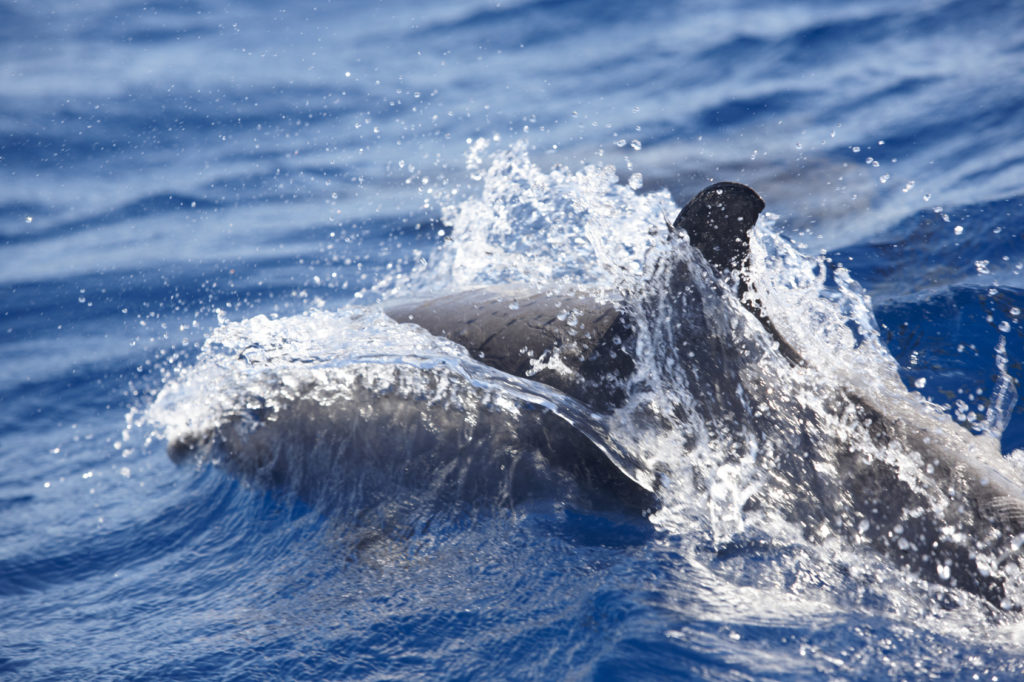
[387,182,1024,608]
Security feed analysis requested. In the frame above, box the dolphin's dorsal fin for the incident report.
[672,182,803,366]
[672,182,765,276]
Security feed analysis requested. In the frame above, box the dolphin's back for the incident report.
[386,286,635,410]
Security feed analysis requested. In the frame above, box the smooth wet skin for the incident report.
[385,287,634,411]
[672,182,765,276]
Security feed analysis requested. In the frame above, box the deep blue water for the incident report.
[3,0,1024,679]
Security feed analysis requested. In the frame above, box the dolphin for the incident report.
[385,183,791,407]
[385,182,1024,608]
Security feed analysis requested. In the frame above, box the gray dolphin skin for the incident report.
[385,182,773,409]
[385,287,634,411]
[386,182,1024,608]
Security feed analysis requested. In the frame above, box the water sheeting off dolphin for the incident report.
[156,178,1024,608]
[385,182,1024,608]
[385,183,793,406]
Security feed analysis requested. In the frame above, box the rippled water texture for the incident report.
[3,0,1024,679]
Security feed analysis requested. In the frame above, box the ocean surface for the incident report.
[3,0,1024,679]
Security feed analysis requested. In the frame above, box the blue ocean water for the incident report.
[3,0,1024,679]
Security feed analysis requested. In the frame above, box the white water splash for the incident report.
[143,141,1024,620]
[384,137,677,298]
